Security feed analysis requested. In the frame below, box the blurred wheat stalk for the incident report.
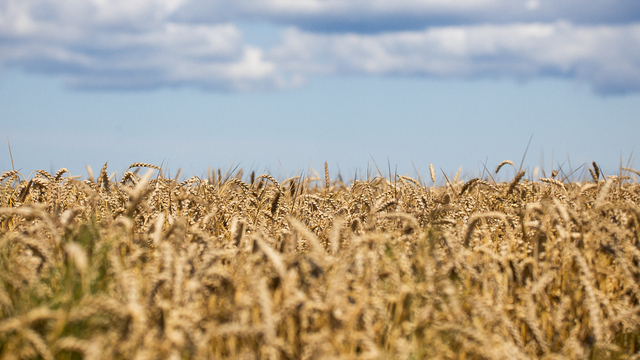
[1,162,640,360]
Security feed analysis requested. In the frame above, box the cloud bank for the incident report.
[2,0,640,94]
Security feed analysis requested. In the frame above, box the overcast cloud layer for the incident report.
[2,0,640,94]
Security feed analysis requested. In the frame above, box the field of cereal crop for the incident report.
[1,161,640,360]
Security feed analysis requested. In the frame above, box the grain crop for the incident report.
[1,162,640,359]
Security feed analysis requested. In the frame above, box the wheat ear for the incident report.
[324,161,330,190]
[429,164,436,185]
[126,162,161,171]
[495,160,515,174]
[507,170,525,194]
[539,177,565,190]
[463,212,507,247]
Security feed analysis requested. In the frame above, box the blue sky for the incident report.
[1,0,640,182]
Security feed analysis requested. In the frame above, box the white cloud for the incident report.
[525,0,540,11]
[1,0,640,94]
[0,0,292,90]
[174,0,640,29]
[270,22,640,94]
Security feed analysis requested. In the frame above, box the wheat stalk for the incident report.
[1,162,639,359]
[0,169,21,182]
[429,164,436,185]
[324,161,330,190]
[463,212,507,247]
[495,160,516,174]
[539,177,565,190]
[507,170,526,194]
[54,168,69,181]
[459,178,479,196]
[126,162,161,171]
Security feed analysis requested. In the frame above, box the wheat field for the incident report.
[1,161,640,360]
